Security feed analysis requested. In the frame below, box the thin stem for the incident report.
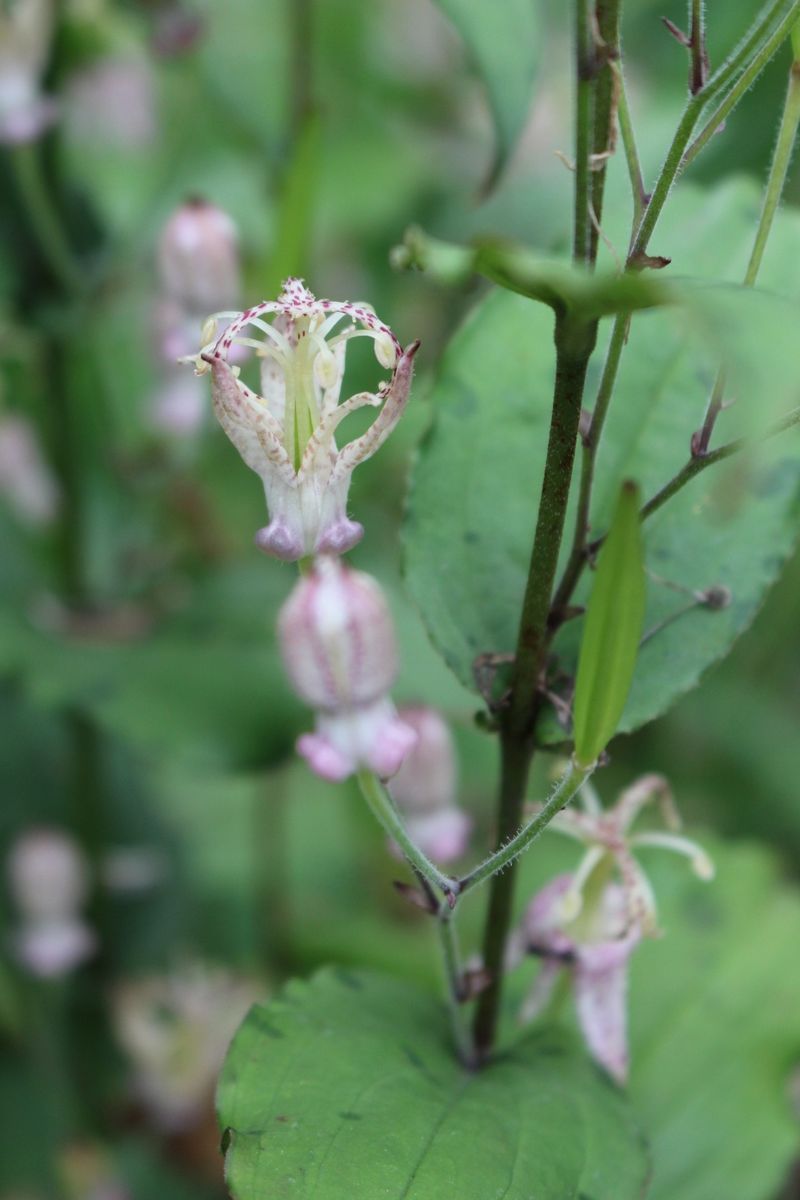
[550,313,629,621]
[640,405,800,522]
[683,1,800,170]
[460,761,593,898]
[614,62,647,225]
[574,0,596,265]
[695,56,800,454]
[437,911,475,1066]
[689,0,709,94]
[589,0,623,265]
[9,144,83,294]
[356,769,457,902]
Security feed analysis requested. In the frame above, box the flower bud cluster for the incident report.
[7,828,95,978]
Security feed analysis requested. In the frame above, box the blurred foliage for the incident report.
[1,0,799,1197]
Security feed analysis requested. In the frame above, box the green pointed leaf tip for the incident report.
[431,0,538,184]
[218,969,649,1200]
[572,481,646,767]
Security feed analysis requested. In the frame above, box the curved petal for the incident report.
[331,341,419,478]
[205,355,294,483]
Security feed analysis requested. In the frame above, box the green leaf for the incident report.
[573,482,646,766]
[404,178,800,740]
[431,0,539,186]
[629,837,800,1200]
[218,969,649,1200]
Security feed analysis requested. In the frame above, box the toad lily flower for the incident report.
[510,772,713,1082]
[537,771,714,936]
[189,278,419,561]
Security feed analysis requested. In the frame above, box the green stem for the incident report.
[589,0,623,265]
[614,62,647,225]
[574,0,596,264]
[356,769,458,902]
[682,0,800,170]
[436,911,475,1066]
[288,0,313,140]
[695,55,800,454]
[639,404,800,522]
[460,760,593,897]
[472,316,597,1059]
[9,143,83,294]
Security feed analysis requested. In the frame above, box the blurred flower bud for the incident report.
[0,413,60,526]
[8,828,88,921]
[388,707,471,862]
[7,828,95,978]
[150,370,206,438]
[112,964,258,1132]
[278,556,416,781]
[0,0,57,144]
[64,56,156,150]
[188,278,417,560]
[158,199,241,314]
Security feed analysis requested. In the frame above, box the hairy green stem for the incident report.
[683,0,800,169]
[356,769,457,902]
[460,760,593,897]
[614,62,647,224]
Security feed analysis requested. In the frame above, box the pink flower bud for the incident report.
[65,56,156,150]
[158,199,240,314]
[388,707,471,862]
[0,0,57,144]
[8,828,88,921]
[278,557,416,781]
[14,917,95,978]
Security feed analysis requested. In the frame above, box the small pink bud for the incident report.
[158,199,240,313]
[0,0,57,144]
[8,828,88,922]
[64,56,155,149]
[279,557,416,781]
[14,917,95,978]
[388,707,471,862]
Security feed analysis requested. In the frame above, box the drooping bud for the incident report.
[158,198,240,314]
[388,707,471,862]
[7,828,95,977]
[0,0,57,144]
[278,556,416,781]
[64,55,156,150]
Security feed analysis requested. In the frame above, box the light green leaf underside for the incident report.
[403,178,800,741]
[431,0,539,184]
[218,969,649,1200]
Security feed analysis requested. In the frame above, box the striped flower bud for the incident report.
[278,557,416,781]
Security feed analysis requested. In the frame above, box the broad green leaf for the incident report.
[431,0,539,185]
[404,178,800,740]
[573,482,646,766]
[218,969,649,1200]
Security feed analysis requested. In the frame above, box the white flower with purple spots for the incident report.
[189,278,419,561]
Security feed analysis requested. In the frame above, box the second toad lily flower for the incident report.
[192,278,419,561]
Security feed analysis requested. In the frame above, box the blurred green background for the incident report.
[1,1,799,1197]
